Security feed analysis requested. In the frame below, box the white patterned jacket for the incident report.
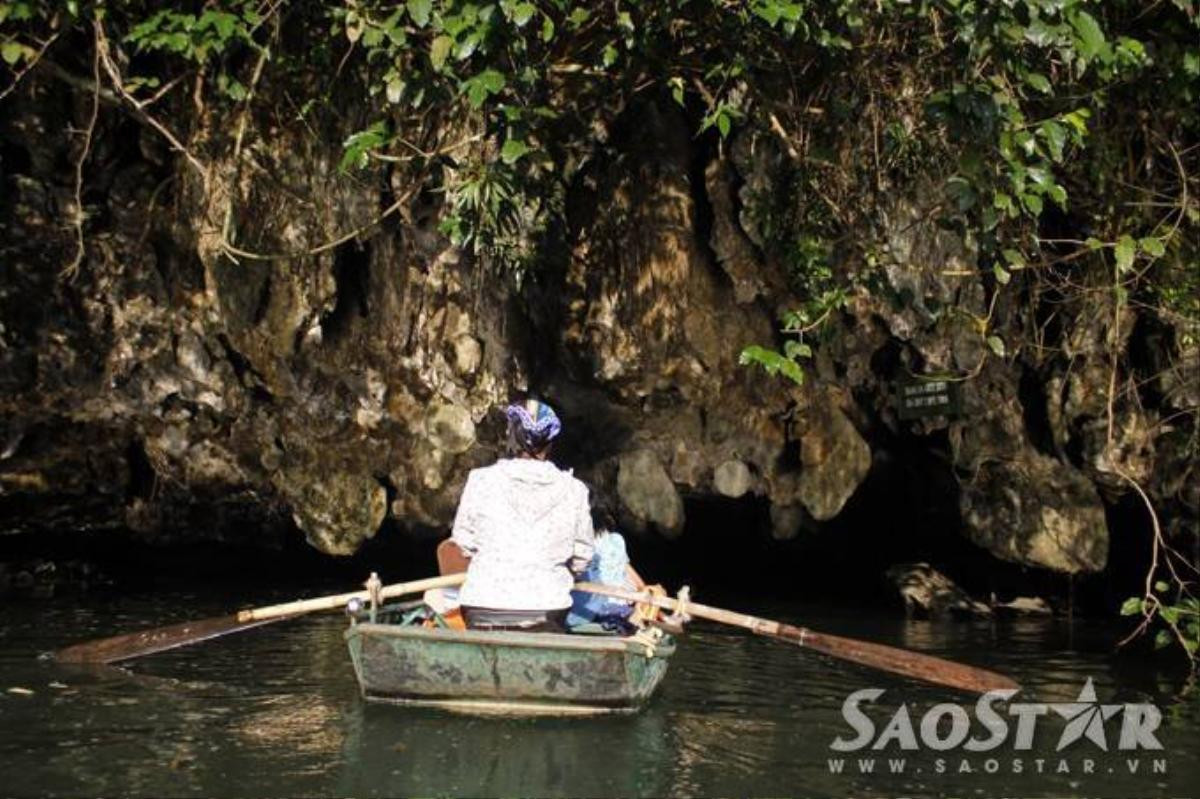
[451,458,595,610]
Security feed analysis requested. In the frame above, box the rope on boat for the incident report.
[669,585,692,625]
[630,626,665,658]
[365,572,382,622]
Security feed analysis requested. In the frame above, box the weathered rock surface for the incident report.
[713,460,753,498]
[792,390,872,521]
[958,455,1108,573]
[617,449,684,538]
[885,562,991,618]
[996,596,1053,615]
[1,74,1193,573]
[275,469,387,556]
[424,403,477,455]
[951,369,1109,573]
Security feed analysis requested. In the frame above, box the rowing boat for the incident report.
[344,601,676,715]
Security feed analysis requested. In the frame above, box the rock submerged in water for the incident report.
[0,558,110,597]
[888,562,1055,618]
[885,562,991,618]
[996,596,1053,615]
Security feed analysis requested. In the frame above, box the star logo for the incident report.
[1050,678,1124,751]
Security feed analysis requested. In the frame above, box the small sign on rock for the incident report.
[895,377,963,421]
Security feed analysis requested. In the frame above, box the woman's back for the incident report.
[451,457,594,611]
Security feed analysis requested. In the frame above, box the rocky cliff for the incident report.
[1,65,1195,577]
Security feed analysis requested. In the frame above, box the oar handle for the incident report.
[236,572,468,623]
[574,582,780,632]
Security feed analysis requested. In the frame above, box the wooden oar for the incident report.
[575,582,1019,695]
[57,571,1016,694]
[54,573,467,664]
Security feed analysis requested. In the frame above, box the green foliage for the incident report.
[730,0,1196,388]
[700,101,741,140]
[0,37,31,64]
[461,68,504,108]
[125,4,259,63]
[1122,581,1200,664]
[340,121,390,171]
[739,344,806,387]
[1,0,1195,372]
[0,0,54,68]
[438,156,546,275]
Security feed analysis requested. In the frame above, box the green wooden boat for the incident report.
[345,602,676,715]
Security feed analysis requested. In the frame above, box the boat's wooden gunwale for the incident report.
[358,694,643,716]
[348,621,676,658]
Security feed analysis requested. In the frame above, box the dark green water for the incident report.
[2,588,1197,797]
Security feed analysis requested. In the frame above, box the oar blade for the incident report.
[782,625,1019,694]
[53,614,286,665]
[49,573,466,665]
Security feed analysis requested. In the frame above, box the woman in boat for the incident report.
[441,398,595,632]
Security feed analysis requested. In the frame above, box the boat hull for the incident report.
[345,622,673,715]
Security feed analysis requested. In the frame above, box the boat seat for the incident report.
[565,622,628,637]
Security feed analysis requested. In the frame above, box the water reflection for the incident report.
[235,694,346,762]
[337,702,672,796]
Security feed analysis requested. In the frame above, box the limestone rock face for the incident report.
[0,78,1191,573]
[877,189,979,346]
[959,455,1108,573]
[275,469,387,556]
[617,449,684,538]
[424,403,476,455]
[554,102,804,539]
[952,370,1109,573]
[704,157,777,305]
[794,392,872,521]
[450,335,482,377]
[0,72,514,555]
[713,460,753,498]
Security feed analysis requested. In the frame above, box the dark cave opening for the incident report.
[618,441,1032,610]
[0,139,32,182]
[1018,363,1059,458]
[0,437,1166,622]
[320,240,372,344]
[124,439,156,503]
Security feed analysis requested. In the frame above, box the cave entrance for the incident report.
[0,440,1166,613]
[621,438,1060,610]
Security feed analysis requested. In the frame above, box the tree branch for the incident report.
[93,19,209,181]
[61,35,101,281]
[0,27,60,103]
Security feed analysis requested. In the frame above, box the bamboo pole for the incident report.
[235,573,467,623]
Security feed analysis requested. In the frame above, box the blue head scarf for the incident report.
[504,399,562,453]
